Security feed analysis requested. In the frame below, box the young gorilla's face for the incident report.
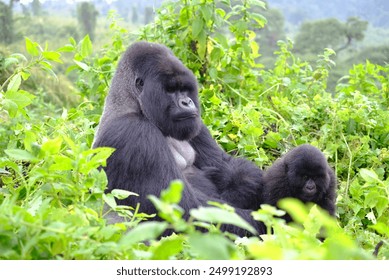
[286,146,331,202]
[289,167,330,202]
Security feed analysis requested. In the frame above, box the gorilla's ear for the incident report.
[284,161,289,173]
[135,77,144,93]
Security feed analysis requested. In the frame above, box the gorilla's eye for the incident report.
[165,83,177,93]
[302,175,308,180]
[135,78,144,91]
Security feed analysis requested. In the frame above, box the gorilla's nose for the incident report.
[306,179,316,191]
[179,97,195,109]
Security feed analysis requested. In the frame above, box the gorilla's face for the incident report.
[286,149,330,202]
[135,50,202,141]
[290,168,330,202]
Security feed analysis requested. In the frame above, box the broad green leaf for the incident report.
[5,89,35,109]
[21,70,31,81]
[111,189,138,200]
[359,168,379,183]
[4,149,37,161]
[42,51,63,63]
[2,99,18,117]
[251,12,267,27]
[41,137,63,155]
[119,221,168,248]
[25,37,40,56]
[57,44,75,52]
[80,35,93,58]
[200,4,213,21]
[39,60,57,78]
[369,222,389,237]
[73,60,90,71]
[188,232,234,260]
[250,0,267,9]
[103,193,117,209]
[4,57,19,68]
[151,235,185,260]
[7,74,21,93]
[192,18,204,38]
[27,195,43,216]
[50,155,73,171]
[190,207,257,234]
[160,180,184,204]
[278,198,309,224]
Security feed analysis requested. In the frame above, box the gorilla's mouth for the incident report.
[302,191,317,201]
[173,113,198,121]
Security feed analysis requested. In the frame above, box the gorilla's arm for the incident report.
[190,124,264,210]
[94,114,201,214]
[95,115,265,235]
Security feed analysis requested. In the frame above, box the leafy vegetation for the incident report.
[0,0,388,260]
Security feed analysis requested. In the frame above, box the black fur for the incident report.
[262,144,337,221]
[93,42,265,236]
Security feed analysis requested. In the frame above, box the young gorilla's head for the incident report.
[284,144,333,203]
[263,144,336,218]
[126,42,202,141]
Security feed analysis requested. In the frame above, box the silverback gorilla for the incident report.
[93,41,336,236]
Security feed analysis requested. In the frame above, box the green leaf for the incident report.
[192,18,204,38]
[278,198,309,224]
[5,90,35,109]
[41,137,63,155]
[200,4,213,22]
[42,51,63,63]
[151,235,185,260]
[73,60,90,71]
[111,189,138,200]
[160,180,184,204]
[80,35,93,58]
[39,60,57,78]
[251,13,267,28]
[264,131,282,149]
[188,232,234,260]
[7,74,21,93]
[21,70,31,81]
[119,221,168,248]
[103,193,117,209]
[25,37,40,56]
[179,6,190,26]
[369,222,389,237]
[190,207,257,234]
[57,45,75,52]
[4,57,19,68]
[359,168,379,183]
[2,99,18,117]
[5,149,37,161]
[250,0,267,9]
[50,155,73,171]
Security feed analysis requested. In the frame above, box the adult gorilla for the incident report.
[93,41,265,236]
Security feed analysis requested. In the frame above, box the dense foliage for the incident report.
[0,0,388,260]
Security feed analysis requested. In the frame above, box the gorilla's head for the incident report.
[104,41,202,141]
[284,144,331,202]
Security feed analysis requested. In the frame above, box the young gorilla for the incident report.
[262,144,337,222]
[93,41,265,236]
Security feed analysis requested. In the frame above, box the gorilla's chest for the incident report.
[166,137,195,170]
